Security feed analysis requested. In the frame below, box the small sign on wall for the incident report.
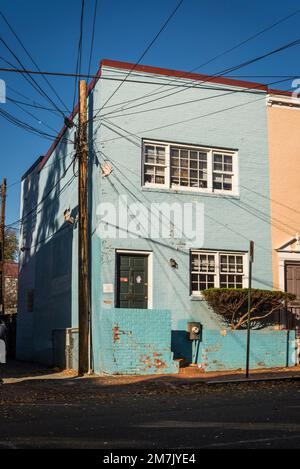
[103,299,112,305]
[103,283,113,293]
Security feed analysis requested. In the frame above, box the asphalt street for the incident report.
[1,376,300,449]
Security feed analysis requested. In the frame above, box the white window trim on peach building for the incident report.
[267,93,300,109]
[277,237,300,292]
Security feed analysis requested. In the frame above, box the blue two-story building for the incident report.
[16,60,295,374]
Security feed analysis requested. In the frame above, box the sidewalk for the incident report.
[2,360,300,387]
[178,364,300,384]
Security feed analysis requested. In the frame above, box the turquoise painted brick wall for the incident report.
[17,63,278,375]
[99,308,179,375]
[90,64,274,368]
[199,329,296,371]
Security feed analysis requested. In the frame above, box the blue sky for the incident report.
[1,0,300,225]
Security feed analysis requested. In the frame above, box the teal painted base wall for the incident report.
[199,329,296,371]
[97,308,179,375]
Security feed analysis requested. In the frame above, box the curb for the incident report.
[206,375,300,385]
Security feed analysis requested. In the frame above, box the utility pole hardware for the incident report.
[78,80,89,375]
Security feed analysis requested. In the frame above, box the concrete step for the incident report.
[179,364,205,375]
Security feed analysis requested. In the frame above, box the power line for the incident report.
[0,64,298,83]
[6,85,66,116]
[95,143,298,241]
[93,146,270,252]
[240,184,300,218]
[6,179,20,190]
[94,37,300,123]
[7,96,69,114]
[87,0,98,80]
[0,107,72,142]
[5,149,78,196]
[0,108,61,141]
[93,0,184,120]
[97,75,291,149]
[190,8,300,72]
[0,36,66,117]
[26,223,71,250]
[0,55,67,119]
[0,8,70,113]
[6,158,76,229]
[99,76,296,121]
[72,0,85,111]
[10,98,59,133]
[95,8,300,116]
[98,96,265,146]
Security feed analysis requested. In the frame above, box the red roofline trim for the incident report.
[38,65,102,171]
[268,88,294,97]
[36,59,293,172]
[101,59,269,92]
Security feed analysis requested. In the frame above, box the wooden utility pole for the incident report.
[78,80,89,375]
[0,178,6,314]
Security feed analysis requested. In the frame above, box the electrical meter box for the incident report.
[188,322,202,340]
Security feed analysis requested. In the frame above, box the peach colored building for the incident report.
[268,92,300,327]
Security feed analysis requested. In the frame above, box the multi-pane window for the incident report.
[191,251,246,294]
[213,153,233,191]
[191,252,216,291]
[219,254,244,288]
[170,147,207,188]
[143,140,237,194]
[144,144,166,185]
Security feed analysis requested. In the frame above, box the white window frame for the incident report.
[190,250,248,296]
[142,139,239,195]
[143,143,168,188]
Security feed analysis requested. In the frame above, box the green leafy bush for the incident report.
[201,288,295,330]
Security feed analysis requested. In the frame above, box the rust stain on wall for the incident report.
[112,324,133,343]
[140,352,167,370]
[113,324,120,342]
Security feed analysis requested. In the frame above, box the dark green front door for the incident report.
[117,254,148,308]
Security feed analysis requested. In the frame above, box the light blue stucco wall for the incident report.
[199,329,296,371]
[16,121,79,365]
[17,64,278,374]
[89,65,274,370]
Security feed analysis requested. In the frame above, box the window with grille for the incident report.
[143,140,238,194]
[144,144,166,185]
[191,252,216,292]
[213,152,233,191]
[191,250,246,294]
[219,254,244,288]
[170,147,208,188]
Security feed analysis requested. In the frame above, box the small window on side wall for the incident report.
[27,289,34,313]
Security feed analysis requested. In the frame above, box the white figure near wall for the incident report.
[0,321,7,365]
[0,339,6,364]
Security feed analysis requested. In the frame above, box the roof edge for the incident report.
[101,59,268,92]
[25,59,295,178]
[36,64,102,173]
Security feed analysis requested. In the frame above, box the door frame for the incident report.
[278,252,300,292]
[278,252,300,364]
[115,250,153,309]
